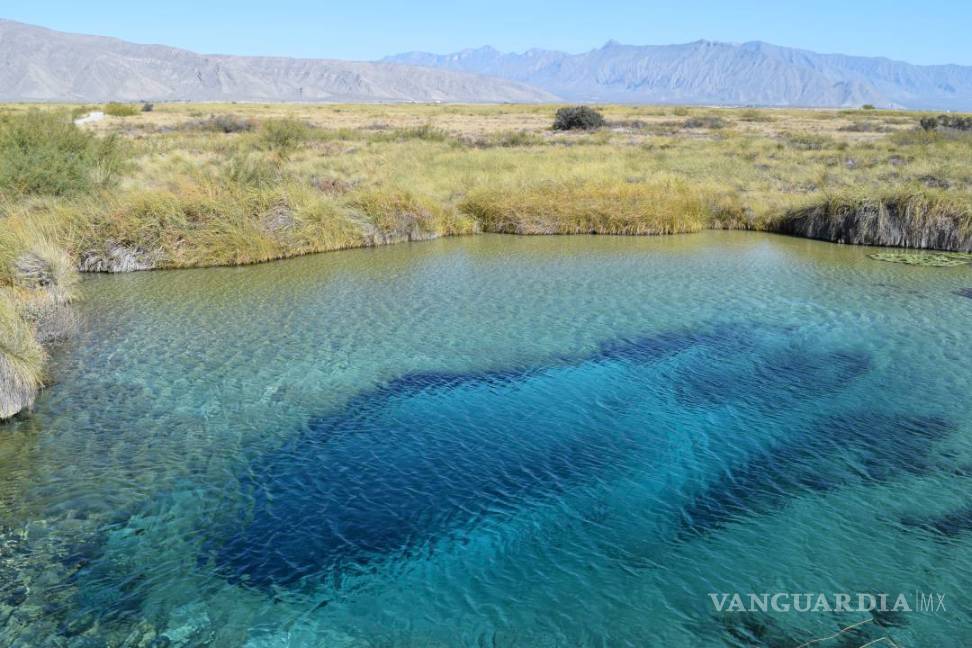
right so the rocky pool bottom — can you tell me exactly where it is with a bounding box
[1,232,971,646]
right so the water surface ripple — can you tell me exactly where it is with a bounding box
[1,232,971,646]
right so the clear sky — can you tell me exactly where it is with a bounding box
[6,1,972,66]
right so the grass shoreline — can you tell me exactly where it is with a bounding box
[2,102,971,419]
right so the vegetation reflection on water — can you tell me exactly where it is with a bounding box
[1,232,971,646]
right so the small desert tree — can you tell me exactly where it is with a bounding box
[553,106,606,131]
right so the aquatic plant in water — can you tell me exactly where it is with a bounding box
[869,251,972,267]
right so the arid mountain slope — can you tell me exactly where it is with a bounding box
[386,40,972,109]
[0,19,554,102]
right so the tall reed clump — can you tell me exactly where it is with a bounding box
[55,170,476,270]
[0,222,78,419]
[0,111,115,418]
[0,291,46,419]
[460,178,713,235]
[0,110,127,197]
[349,188,477,243]
[61,179,317,269]
[769,190,972,251]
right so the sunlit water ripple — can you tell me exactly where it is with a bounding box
[1,232,971,646]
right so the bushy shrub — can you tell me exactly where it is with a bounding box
[552,106,606,131]
[920,114,972,132]
[839,121,891,133]
[260,118,311,153]
[141,102,154,112]
[738,109,774,123]
[783,132,836,151]
[861,104,876,110]
[183,114,256,133]
[70,105,98,120]
[224,153,282,188]
[0,111,127,196]
[683,116,729,129]
[374,124,450,142]
[103,102,141,117]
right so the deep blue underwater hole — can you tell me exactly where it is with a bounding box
[199,321,931,591]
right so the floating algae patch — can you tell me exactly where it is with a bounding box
[869,251,972,267]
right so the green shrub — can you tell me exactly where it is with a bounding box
[141,102,154,113]
[70,105,98,120]
[260,118,311,153]
[552,106,606,131]
[838,121,890,133]
[683,116,729,129]
[920,114,972,132]
[455,130,544,148]
[224,153,283,188]
[103,102,141,117]
[0,111,128,197]
[739,109,774,122]
[861,104,876,110]
[183,114,256,133]
[372,124,450,142]
[783,132,835,151]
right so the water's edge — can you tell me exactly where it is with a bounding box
[2,225,970,422]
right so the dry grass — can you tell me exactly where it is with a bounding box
[0,291,46,418]
[2,101,972,417]
[462,178,713,235]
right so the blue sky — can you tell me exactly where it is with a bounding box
[6,1,972,65]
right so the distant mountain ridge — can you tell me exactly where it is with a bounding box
[5,18,972,109]
[0,19,554,103]
[385,40,972,109]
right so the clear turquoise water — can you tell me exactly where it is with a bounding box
[1,232,972,646]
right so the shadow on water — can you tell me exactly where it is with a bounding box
[202,320,891,591]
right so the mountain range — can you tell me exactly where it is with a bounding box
[2,18,972,109]
[385,41,972,110]
[0,19,553,103]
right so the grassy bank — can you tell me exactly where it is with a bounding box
[1,102,971,418]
